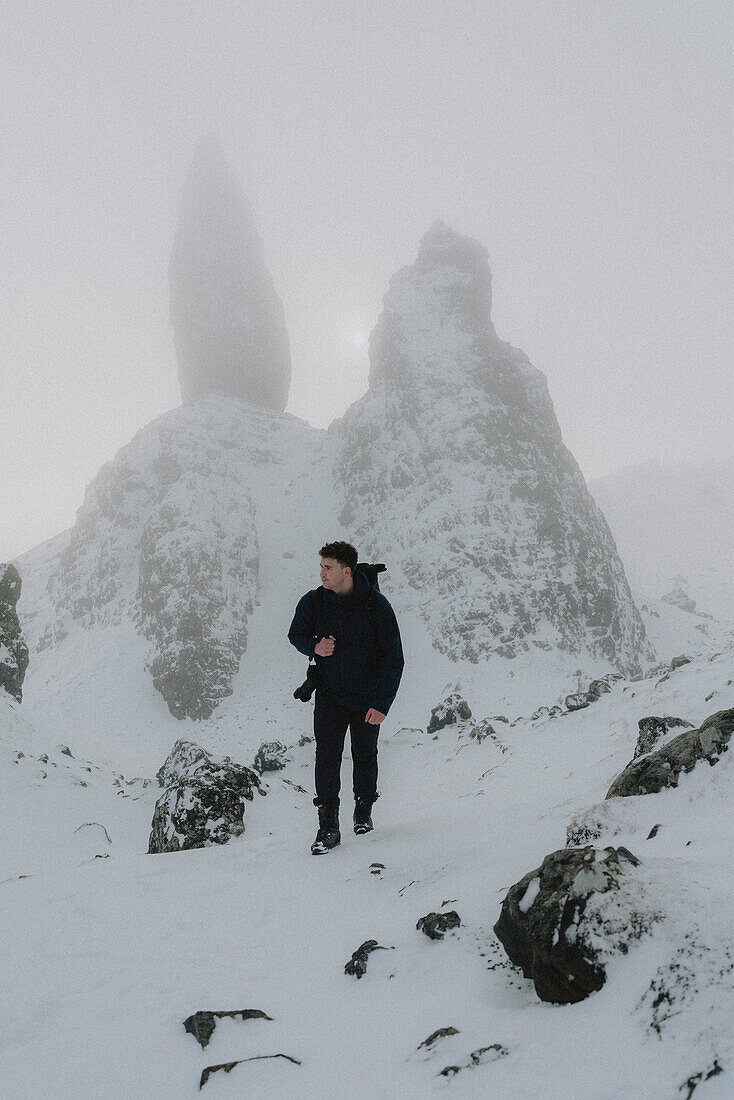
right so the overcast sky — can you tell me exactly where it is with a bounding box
[1,1,732,560]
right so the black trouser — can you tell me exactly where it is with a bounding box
[314,690,379,810]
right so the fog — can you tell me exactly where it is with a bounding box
[1,0,731,560]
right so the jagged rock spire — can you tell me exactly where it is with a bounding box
[337,222,651,676]
[169,135,291,410]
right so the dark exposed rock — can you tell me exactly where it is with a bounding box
[183,1008,272,1050]
[671,654,692,670]
[156,739,261,794]
[607,709,734,798]
[418,1026,459,1049]
[494,845,650,1004]
[416,911,461,940]
[200,1053,301,1090]
[438,1045,508,1076]
[588,679,612,696]
[253,740,290,773]
[0,563,29,702]
[427,692,472,734]
[565,692,592,711]
[634,715,694,758]
[149,739,262,854]
[344,939,389,978]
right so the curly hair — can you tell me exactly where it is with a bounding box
[319,541,358,572]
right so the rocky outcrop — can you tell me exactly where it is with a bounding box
[494,846,657,1004]
[634,715,694,758]
[416,911,461,940]
[24,399,316,719]
[333,222,650,675]
[149,739,263,853]
[253,740,290,773]
[427,690,472,734]
[344,939,390,979]
[170,135,291,410]
[184,1009,272,1050]
[0,563,29,701]
[607,709,734,798]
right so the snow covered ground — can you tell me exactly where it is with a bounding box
[2,635,733,1098]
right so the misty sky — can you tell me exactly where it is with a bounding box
[1,1,732,560]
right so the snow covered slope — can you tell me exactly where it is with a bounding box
[2,633,732,1098]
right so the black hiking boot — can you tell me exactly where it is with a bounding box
[311,803,340,855]
[353,795,377,835]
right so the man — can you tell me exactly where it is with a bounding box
[288,541,404,854]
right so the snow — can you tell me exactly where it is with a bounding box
[2,633,734,1097]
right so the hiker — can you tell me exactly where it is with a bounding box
[288,541,404,854]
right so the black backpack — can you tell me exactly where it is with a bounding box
[292,563,386,702]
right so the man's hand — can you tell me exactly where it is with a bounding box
[315,635,335,657]
[365,708,386,725]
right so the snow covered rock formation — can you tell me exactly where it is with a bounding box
[0,563,28,702]
[334,222,649,675]
[493,845,657,1004]
[20,398,321,720]
[169,136,291,410]
[149,738,263,853]
[606,708,734,798]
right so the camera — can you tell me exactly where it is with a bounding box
[293,664,320,702]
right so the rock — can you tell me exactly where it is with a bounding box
[416,911,461,940]
[333,221,650,676]
[183,1008,272,1050]
[156,739,261,793]
[253,740,290,773]
[0,563,29,702]
[58,745,74,757]
[670,654,691,671]
[427,691,472,734]
[200,1053,301,1089]
[149,739,262,854]
[438,1045,508,1076]
[344,939,388,979]
[606,709,734,798]
[588,679,612,696]
[418,1026,459,1049]
[494,845,652,1004]
[170,135,291,411]
[633,715,694,758]
[661,587,697,614]
[565,692,592,711]
[469,719,498,744]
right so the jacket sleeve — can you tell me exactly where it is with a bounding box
[288,592,318,660]
[368,595,405,715]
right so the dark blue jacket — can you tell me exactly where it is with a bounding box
[288,572,404,715]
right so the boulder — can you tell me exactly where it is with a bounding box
[156,739,261,794]
[633,715,694,758]
[253,740,290,773]
[607,709,734,798]
[417,911,461,940]
[149,739,262,854]
[344,939,389,979]
[494,845,652,1004]
[0,563,29,702]
[427,691,472,734]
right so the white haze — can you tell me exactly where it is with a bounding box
[1,0,732,559]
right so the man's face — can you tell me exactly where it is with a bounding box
[320,557,352,593]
